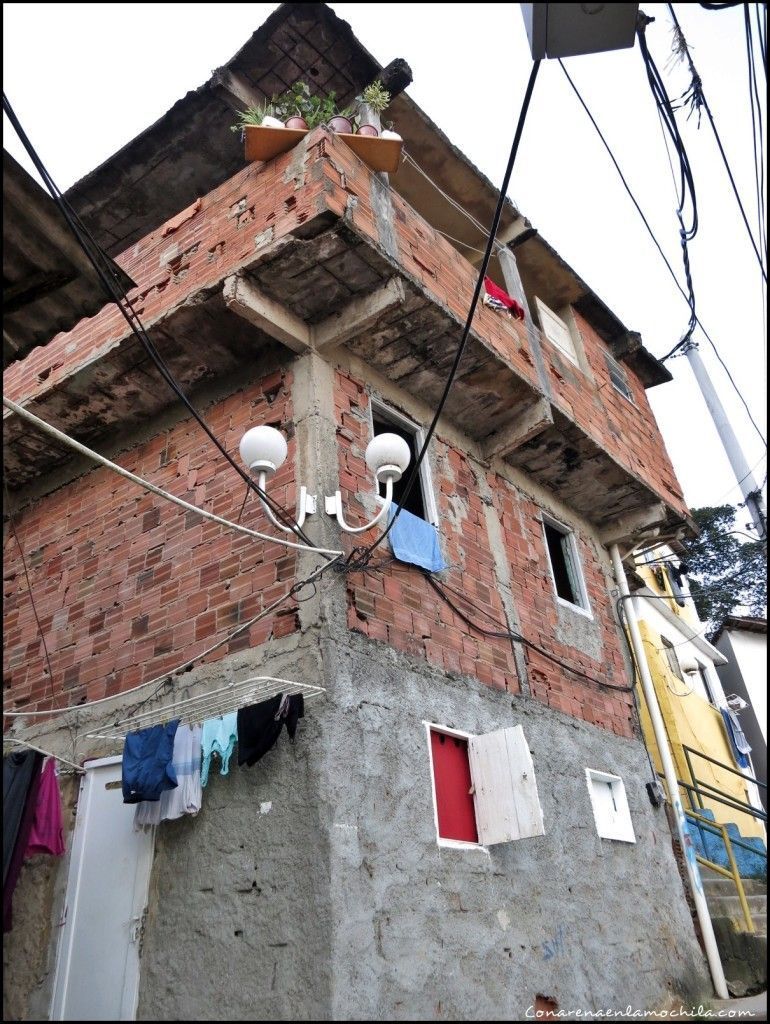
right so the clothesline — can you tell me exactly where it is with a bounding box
[2,737,85,775]
[84,676,326,741]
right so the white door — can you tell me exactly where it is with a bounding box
[51,757,155,1021]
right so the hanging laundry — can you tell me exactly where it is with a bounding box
[720,707,752,770]
[24,758,66,859]
[135,724,203,829]
[201,712,238,787]
[237,693,304,768]
[483,276,526,320]
[3,751,43,932]
[122,720,180,804]
[3,750,41,885]
[388,504,447,573]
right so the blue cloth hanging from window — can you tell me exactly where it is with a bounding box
[388,505,446,573]
[720,707,751,770]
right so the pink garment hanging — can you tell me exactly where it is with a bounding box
[24,758,66,859]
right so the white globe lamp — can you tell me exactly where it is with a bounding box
[239,425,288,477]
[365,432,411,482]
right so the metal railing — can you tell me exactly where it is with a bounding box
[686,808,757,933]
[682,744,767,824]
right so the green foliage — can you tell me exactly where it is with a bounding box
[359,81,391,115]
[230,101,275,132]
[679,504,767,636]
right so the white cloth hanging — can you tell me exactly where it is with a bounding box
[134,724,202,830]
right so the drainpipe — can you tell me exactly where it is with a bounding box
[609,544,729,1000]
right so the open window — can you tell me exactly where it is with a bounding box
[370,399,437,523]
[542,516,591,615]
[585,769,635,843]
[604,352,634,403]
[425,723,545,848]
[534,297,580,365]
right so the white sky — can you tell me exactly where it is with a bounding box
[3,3,767,520]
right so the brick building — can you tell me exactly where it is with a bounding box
[4,5,712,1019]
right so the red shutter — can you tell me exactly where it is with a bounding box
[430,730,478,843]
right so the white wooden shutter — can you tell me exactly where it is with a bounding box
[535,298,579,364]
[467,725,545,845]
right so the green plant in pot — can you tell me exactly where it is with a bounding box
[354,81,392,137]
[231,100,284,133]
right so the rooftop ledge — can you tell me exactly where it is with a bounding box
[3,127,688,537]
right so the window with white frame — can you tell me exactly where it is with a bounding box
[425,723,545,848]
[585,769,635,843]
[604,352,634,403]
[542,517,591,614]
[535,297,580,365]
[370,399,437,524]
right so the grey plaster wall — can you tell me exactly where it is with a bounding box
[134,631,710,1021]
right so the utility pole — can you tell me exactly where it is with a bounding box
[682,340,767,540]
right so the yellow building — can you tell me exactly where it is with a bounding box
[632,549,765,842]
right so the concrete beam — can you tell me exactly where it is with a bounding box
[223,274,311,353]
[313,277,405,351]
[210,68,264,110]
[481,397,553,461]
[599,503,667,547]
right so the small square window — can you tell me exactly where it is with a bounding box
[535,297,579,365]
[604,352,634,403]
[371,400,436,524]
[425,723,545,848]
[585,769,635,843]
[542,518,590,614]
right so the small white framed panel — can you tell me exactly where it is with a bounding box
[585,768,636,843]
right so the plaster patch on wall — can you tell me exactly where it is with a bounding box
[260,802,273,815]
[497,909,511,931]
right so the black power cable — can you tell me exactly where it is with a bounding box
[637,13,700,357]
[422,572,634,693]
[347,59,542,569]
[3,94,321,551]
[667,4,767,281]
[744,4,768,265]
[558,60,767,449]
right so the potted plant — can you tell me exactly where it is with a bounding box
[354,81,392,137]
[231,101,284,133]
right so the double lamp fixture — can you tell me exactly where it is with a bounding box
[239,424,411,535]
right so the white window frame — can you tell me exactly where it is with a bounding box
[585,768,636,843]
[370,397,439,526]
[535,297,580,365]
[423,721,546,850]
[541,514,592,618]
[604,351,635,404]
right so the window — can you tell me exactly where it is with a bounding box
[661,636,683,680]
[697,665,717,706]
[585,769,635,843]
[542,518,590,614]
[535,297,579,365]
[425,723,545,848]
[370,400,436,523]
[604,352,634,403]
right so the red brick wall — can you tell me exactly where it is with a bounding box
[490,473,635,737]
[333,368,635,736]
[3,371,297,714]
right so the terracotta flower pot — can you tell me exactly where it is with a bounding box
[356,124,379,137]
[285,116,308,130]
[327,115,353,134]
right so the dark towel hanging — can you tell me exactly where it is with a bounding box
[237,694,305,768]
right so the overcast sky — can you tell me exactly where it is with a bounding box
[3,3,767,522]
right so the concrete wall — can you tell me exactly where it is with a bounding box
[133,632,710,1020]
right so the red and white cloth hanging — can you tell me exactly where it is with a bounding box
[483,276,526,320]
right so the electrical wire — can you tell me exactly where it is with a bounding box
[558,59,767,448]
[347,60,542,569]
[667,4,767,280]
[3,484,56,698]
[2,93,321,551]
[745,4,768,265]
[2,556,340,720]
[637,13,699,357]
[422,572,634,693]
[2,397,344,558]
